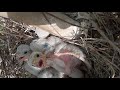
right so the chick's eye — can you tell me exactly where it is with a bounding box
[43,43,48,48]
[24,51,28,54]
[36,54,40,57]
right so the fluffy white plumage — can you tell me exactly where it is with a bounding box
[30,36,91,78]
[16,44,32,65]
[30,36,63,54]
[16,44,64,78]
[28,51,65,78]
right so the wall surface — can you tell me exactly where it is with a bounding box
[0,12,80,39]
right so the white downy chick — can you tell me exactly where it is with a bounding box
[47,36,63,47]
[16,44,41,77]
[30,38,49,52]
[46,42,91,78]
[16,44,32,65]
[30,36,91,78]
[28,49,83,78]
[30,36,63,54]
[27,51,65,78]
[46,53,84,78]
[54,42,91,70]
[16,44,65,78]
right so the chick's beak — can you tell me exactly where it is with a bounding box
[32,54,49,68]
[32,59,39,67]
[41,54,49,67]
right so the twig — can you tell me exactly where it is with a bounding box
[0,31,33,39]
[95,13,114,41]
[96,51,120,71]
[92,12,120,55]
[0,16,27,31]
[0,23,19,34]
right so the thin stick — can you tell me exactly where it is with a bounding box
[92,13,120,55]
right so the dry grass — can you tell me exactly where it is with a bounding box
[0,12,120,78]
[65,12,120,78]
[0,16,36,78]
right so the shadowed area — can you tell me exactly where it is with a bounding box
[0,12,79,39]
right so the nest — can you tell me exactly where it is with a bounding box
[0,12,120,78]
[0,16,37,78]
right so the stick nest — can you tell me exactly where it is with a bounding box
[0,12,120,78]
